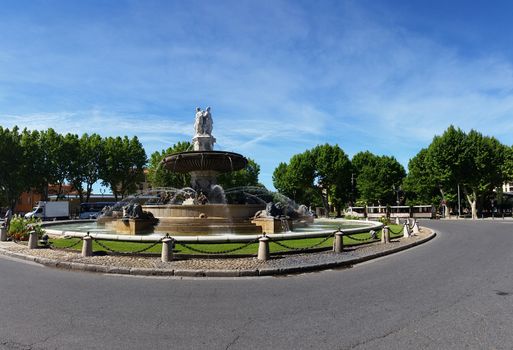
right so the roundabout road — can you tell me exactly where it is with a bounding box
[1,220,513,349]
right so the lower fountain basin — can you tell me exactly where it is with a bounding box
[99,203,266,235]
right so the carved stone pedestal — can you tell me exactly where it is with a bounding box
[251,217,293,234]
[107,219,156,235]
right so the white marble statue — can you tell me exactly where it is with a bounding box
[194,107,213,136]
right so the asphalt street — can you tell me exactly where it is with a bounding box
[1,220,513,349]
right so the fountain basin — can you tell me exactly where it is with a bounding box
[100,203,266,235]
[162,151,247,173]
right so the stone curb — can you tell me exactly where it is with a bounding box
[0,230,436,278]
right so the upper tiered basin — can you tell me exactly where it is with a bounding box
[162,151,247,173]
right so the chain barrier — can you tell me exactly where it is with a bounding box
[387,226,404,235]
[93,237,165,255]
[345,229,381,242]
[176,237,260,255]
[269,231,337,251]
[51,237,83,250]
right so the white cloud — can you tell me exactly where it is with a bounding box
[2,1,513,189]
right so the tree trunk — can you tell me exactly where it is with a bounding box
[438,187,450,218]
[466,192,478,220]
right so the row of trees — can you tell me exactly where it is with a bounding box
[272,144,406,216]
[2,124,512,219]
[0,127,261,210]
[273,126,513,219]
[403,126,513,219]
[0,127,147,208]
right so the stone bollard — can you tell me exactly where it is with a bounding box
[0,226,7,241]
[82,235,93,257]
[412,221,420,234]
[161,237,174,262]
[28,230,38,249]
[394,216,400,225]
[333,231,344,253]
[403,223,411,238]
[381,226,390,244]
[257,235,270,261]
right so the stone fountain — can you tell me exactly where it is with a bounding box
[103,107,266,235]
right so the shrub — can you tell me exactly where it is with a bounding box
[8,215,45,241]
[379,216,391,225]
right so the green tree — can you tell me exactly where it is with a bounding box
[407,126,508,219]
[0,127,27,209]
[217,158,260,189]
[402,148,440,205]
[273,144,351,216]
[20,129,50,200]
[461,130,506,219]
[352,151,406,205]
[100,136,147,201]
[503,145,513,182]
[146,141,191,189]
[67,133,105,202]
[424,126,467,216]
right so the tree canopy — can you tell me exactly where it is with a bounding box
[404,126,509,218]
[100,136,147,201]
[146,141,192,189]
[352,151,406,206]
[273,144,351,216]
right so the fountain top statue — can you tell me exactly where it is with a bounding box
[161,107,246,199]
[193,107,216,151]
[194,107,213,136]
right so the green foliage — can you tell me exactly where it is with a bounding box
[405,125,509,217]
[8,215,45,241]
[217,158,261,189]
[503,146,513,182]
[100,136,147,200]
[147,141,192,188]
[273,144,351,215]
[352,151,406,205]
[402,148,441,205]
[1,126,147,205]
[0,127,28,208]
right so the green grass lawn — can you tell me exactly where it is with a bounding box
[49,224,404,256]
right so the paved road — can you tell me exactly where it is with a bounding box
[1,221,513,349]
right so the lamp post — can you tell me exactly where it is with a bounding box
[457,183,461,218]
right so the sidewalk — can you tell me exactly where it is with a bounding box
[0,228,436,278]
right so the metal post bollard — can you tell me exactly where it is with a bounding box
[82,235,93,257]
[161,237,174,262]
[333,230,344,253]
[28,230,38,249]
[257,235,270,261]
[382,226,390,244]
[0,226,7,241]
[403,223,410,238]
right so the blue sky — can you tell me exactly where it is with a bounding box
[1,0,513,190]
